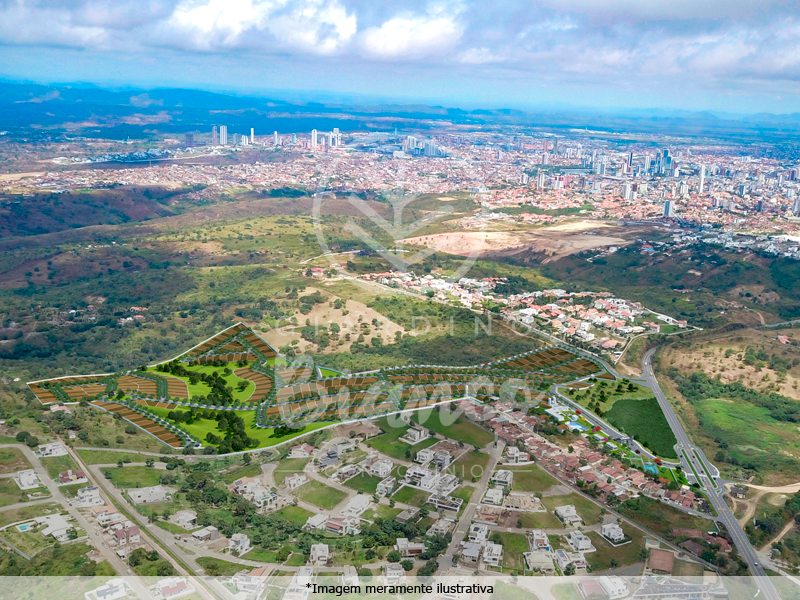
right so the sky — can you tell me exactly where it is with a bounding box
[1,0,800,113]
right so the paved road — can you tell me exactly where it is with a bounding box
[642,348,780,600]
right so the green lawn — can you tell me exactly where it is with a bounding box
[0,503,62,528]
[155,520,200,535]
[221,463,263,484]
[285,553,307,566]
[274,458,309,485]
[101,465,164,488]
[452,451,490,481]
[605,397,678,459]
[0,448,31,473]
[0,478,45,507]
[506,465,559,492]
[451,485,475,515]
[164,364,255,402]
[412,408,494,448]
[489,532,529,573]
[3,525,56,556]
[196,557,246,576]
[272,505,314,525]
[567,380,655,412]
[40,455,79,480]
[242,547,279,563]
[491,581,541,600]
[293,479,348,510]
[552,583,582,600]
[518,511,564,529]
[76,449,154,465]
[541,493,603,525]
[343,472,385,494]
[392,486,429,507]
[585,524,646,571]
[372,505,402,520]
[365,417,438,460]
[617,496,713,541]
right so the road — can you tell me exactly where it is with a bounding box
[642,348,780,600]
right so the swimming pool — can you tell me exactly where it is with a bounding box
[17,523,32,532]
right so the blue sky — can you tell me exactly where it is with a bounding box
[1,0,799,113]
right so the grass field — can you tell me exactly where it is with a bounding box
[164,364,255,403]
[392,486,429,507]
[0,448,31,473]
[0,503,62,528]
[76,449,155,465]
[585,524,646,571]
[221,463,263,484]
[518,511,563,529]
[102,465,164,488]
[58,483,88,498]
[274,458,309,485]
[2,525,56,556]
[343,472,385,494]
[568,380,655,412]
[506,465,559,492]
[372,505,402,520]
[0,478,42,507]
[541,493,603,525]
[451,485,475,515]
[413,408,494,448]
[293,479,347,510]
[489,531,529,572]
[552,583,582,600]
[272,505,314,524]
[452,451,490,481]
[364,417,438,460]
[40,454,79,480]
[605,397,678,459]
[491,581,541,600]
[618,496,714,541]
[242,547,280,563]
[196,556,246,576]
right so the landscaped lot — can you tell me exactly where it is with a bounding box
[40,455,79,480]
[453,451,490,481]
[585,523,646,571]
[412,408,494,448]
[605,397,678,459]
[343,472,385,494]
[293,479,347,510]
[0,448,31,474]
[365,417,438,460]
[506,465,559,492]
[102,465,165,488]
[618,496,713,541]
[77,449,154,465]
[541,493,603,525]
[489,531,529,572]
[273,458,309,485]
[518,511,563,529]
[0,478,41,507]
[391,486,429,507]
[272,505,315,524]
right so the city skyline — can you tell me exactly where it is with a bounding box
[2,0,800,113]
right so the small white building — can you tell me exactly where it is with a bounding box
[38,442,67,457]
[384,563,405,583]
[366,458,393,478]
[128,485,169,504]
[76,485,104,507]
[482,541,503,566]
[191,525,219,542]
[598,576,629,599]
[85,578,129,600]
[415,448,435,463]
[554,504,582,526]
[14,469,41,490]
[491,470,514,488]
[310,543,330,565]
[566,530,595,553]
[468,523,489,544]
[482,488,504,505]
[288,443,314,458]
[376,476,396,497]
[230,573,266,599]
[228,532,251,555]
[524,552,555,574]
[395,537,426,557]
[402,424,429,445]
[173,510,197,529]
[601,523,626,543]
[285,473,308,490]
[35,514,72,541]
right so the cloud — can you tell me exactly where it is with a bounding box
[358,4,465,59]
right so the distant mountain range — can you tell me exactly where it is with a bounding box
[1,81,800,145]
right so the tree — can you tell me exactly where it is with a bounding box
[610,558,618,568]
[125,424,137,435]
[400,559,414,571]
[565,563,576,576]
[117,459,124,468]
[387,550,402,562]
[145,458,155,467]
[25,436,39,448]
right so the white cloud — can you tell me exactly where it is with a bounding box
[358,5,464,59]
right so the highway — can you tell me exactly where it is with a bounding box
[642,348,781,600]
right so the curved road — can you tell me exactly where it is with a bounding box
[642,348,779,600]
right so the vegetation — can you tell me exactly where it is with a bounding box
[605,397,678,458]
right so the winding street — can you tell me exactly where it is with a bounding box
[642,348,780,600]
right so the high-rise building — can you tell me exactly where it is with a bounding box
[622,182,632,200]
[698,165,705,194]
[311,129,318,150]
[793,196,800,215]
[332,128,341,147]
[552,138,558,156]
[536,171,546,189]
[664,200,675,217]
[274,131,279,146]
[185,133,194,148]
[251,128,255,144]
[644,154,651,172]
[212,126,218,146]
[291,133,297,144]
[219,125,228,146]
[628,152,633,166]
[757,200,764,212]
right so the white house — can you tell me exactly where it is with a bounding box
[395,538,426,557]
[288,443,314,458]
[85,578,129,600]
[173,510,197,529]
[482,488,504,505]
[529,530,551,552]
[554,505,582,526]
[482,541,503,566]
[76,486,104,507]
[14,469,41,490]
[376,476,396,497]
[415,448,435,463]
[566,531,595,553]
[365,458,393,478]
[230,574,266,599]
[598,576,629,599]
[38,442,67,457]
[601,523,626,543]
[524,552,555,574]
[310,543,330,565]
[157,577,196,599]
[285,473,308,490]
[491,470,514,488]
[191,525,219,542]
[468,523,489,543]
[384,563,405,583]
[228,532,251,555]
[35,514,72,541]
[128,485,168,504]
[402,424,429,445]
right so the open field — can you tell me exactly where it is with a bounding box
[0,503,62,528]
[605,397,678,458]
[618,496,715,541]
[76,449,154,465]
[0,478,42,507]
[489,531,529,572]
[273,458,309,485]
[505,464,560,492]
[272,505,314,524]
[40,454,79,480]
[0,448,31,473]
[412,408,494,447]
[452,451,490,481]
[342,472,385,494]
[541,493,603,525]
[365,417,438,459]
[293,479,347,510]
[585,524,646,571]
[196,557,245,576]
[102,465,165,488]
[392,486,429,507]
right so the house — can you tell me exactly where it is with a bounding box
[158,577,195,599]
[310,543,330,565]
[482,541,503,566]
[128,485,169,504]
[730,486,747,499]
[461,542,482,563]
[85,578,129,600]
[35,514,72,541]
[76,486,103,507]
[555,505,582,526]
[14,469,41,490]
[396,508,419,523]
[59,469,88,484]
[427,494,464,513]
[228,532,251,555]
[284,567,314,600]
[554,549,587,571]
[524,552,555,574]
[468,523,489,543]
[384,563,405,583]
[285,473,308,490]
[415,448,435,463]
[597,576,629,599]
[491,470,514,488]
[403,424,429,444]
[38,442,67,457]
[566,531,595,553]
[432,450,452,469]
[529,530,551,552]
[483,488,504,505]
[173,510,197,529]
[288,443,314,458]
[505,447,530,464]
[251,488,278,509]
[342,565,359,586]
[365,458,393,478]
[191,525,219,542]
[113,526,140,546]
[601,523,626,543]
[230,573,266,599]
[376,476,396,497]
[427,518,454,537]
[342,495,371,517]
[395,538,426,557]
